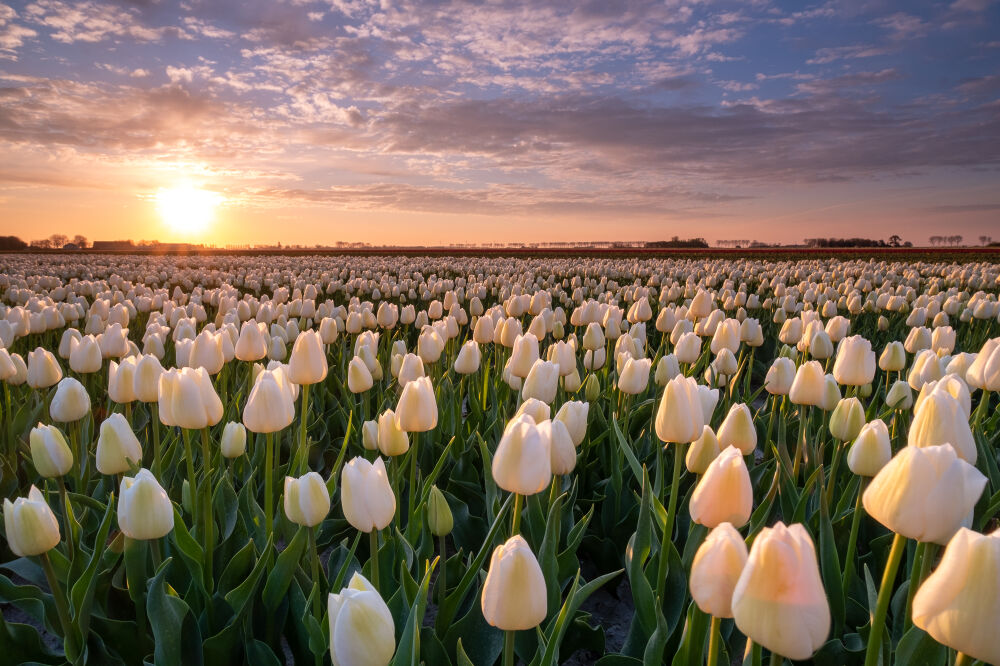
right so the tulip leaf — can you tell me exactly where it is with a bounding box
[147,558,204,666]
[0,613,64,665]
[538,493,565,616]
[455,638,475,666]
[626,470,656,637]
[262,526,307,613]
[212,474,238,542]
[393,556,437,666]
[612,416,645,488]
[245,639,282,666]
[894,626,947,665]
[818,493,846,633]
[169,506,207,598]
[68,491,115,652]
[223,534,272,620]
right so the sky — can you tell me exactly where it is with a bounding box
[0,0,999,247]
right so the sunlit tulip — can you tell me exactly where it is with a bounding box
[864,444,986,545]
[118,469,173,540]
[190,330,224,374]
[4,486,60,557]
[521,359,560,404]
[908,389,976,463]
[69,334,102,373]
[481,535,547,631]
[394,376,437,432]
[716,403,756,455]
[108,357,137,404]
[732,522,830,660]
[236,321,268,361]
[654,354,680,386]
[288,330,328,385]
[879,341,906,372]
[492,418,551,495]
[0,348,16,381]
[377,409,409,456]
[690,446,753,528]
[29,424,73,478]
[789,360,825,406]
[764,357,795,395]
[508,334,540,378]
[847,420,891,477]
[655,375,705,444]
[27,347,62,389]
[966,337,1000,390]
[690,522,748,618]
[50,377,90,423]
[539,418,577,475]
[341,457,396,532]
[284,472,331,527]
[243,369,295,433]
[832,335,876,386]
[554,401,589,446]
[514,398,550,424]
[158,367,223,430]
[328,573,396,666]
[454,340,481,374]
[221,422,247,458]
[912,528,1000,666]
[96,413,143,475]
[617,357,651,395]
[581,322,605,351]
[133,354,164,403]
[348,356,374,393]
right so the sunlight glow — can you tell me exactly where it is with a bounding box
[154,184,223,236]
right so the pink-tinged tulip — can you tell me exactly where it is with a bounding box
[655,376,705,444]
[481,535,547,631]
[492,418,551,495]
[732,522,830,660]
[690,522,748,618]
[341,457,395,533]
[689,447,753,528]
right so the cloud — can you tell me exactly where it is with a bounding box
[922,203,1000,213]
[807,44,892,64]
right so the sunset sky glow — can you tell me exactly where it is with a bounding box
[1,0,999,246]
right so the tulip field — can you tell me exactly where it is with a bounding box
[2,252,1000,666]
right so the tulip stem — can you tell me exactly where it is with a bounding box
[298,383,311,474]
[437,534,447,607]
[842,477,868,598]
[200,427,215,593]
[769,651,782,666]
[150,403,162,477]
[39,551,75,655]
[864,531,907,666]
[309,528,321,621]
[408,431,420,520]
[182,428,198,522]
[503,629,516,666]
[954,652,972,666]
[905,541,936,631]
[369,529,380,592]
[707,615,721,666]
[511,492,523,537]
[56,476,76,555]
[656,442,686,602]
[264,432,274,545]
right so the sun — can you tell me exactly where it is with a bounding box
[154,184,223,236]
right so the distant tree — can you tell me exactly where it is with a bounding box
[0,235,28,250]
[979,235,992,246]
[888,234,902,247]
[30,239,53,249]
[49,234,69,248]
[72,235,89,248]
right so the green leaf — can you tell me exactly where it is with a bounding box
[392,556,438,666]
[262,526,307,613]
[169,505,206,598]
[894,626,947,665]
[146,559,204,666]
[213,474,239,542]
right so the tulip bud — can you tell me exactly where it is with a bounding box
[481,535,547,631]
[427,485,453,537]
[514,398,550,424]
[732,522,830,660]
[584,373,600,402]
[966,337,1000,390]
[492,418,551,495]
[377,409,409,456]
[879,341,906,372]
[847,419,891,477]
[221,422,247,458]
[864,444,986,544]
[582,322,604,351]
[27,348,62,389]
[236,321,268,361]
[885,379,913,410]
[118,469,173,540]
[690,446,753,528]
[362,419,379,451]
[49,377,91,423]
[562,367,582,393]
[4,486,60,557]
[690,522,748,618]
[829,397,865,441]
[654,354,680,386]
[617,357,651,395]
[159,367,223,430]
[96,413,143,475]
[341,457,396,532]
[133,354,164,403]
[108,357,137,404]
[29,424,73,478]
[284,472,331,527]
[0,348,16,382]
[716,403,756,455]
[655,376,705,444]
[394,376,437,432]
[686,425,721,474]
[554,401,589,446]
[912,528,1000,666]
[832,335,876,386]
[69,334,102,373]
[348,356,374,393]
[328,573,396,666]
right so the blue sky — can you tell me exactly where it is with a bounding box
[1,0,998,245]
